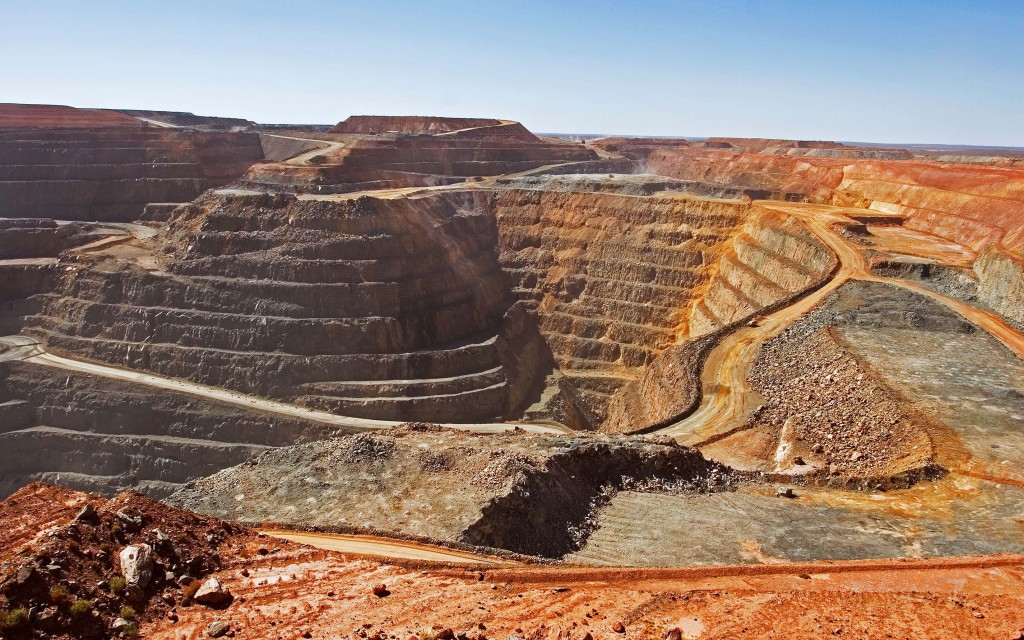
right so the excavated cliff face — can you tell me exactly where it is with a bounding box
[27,189,551,422]
[975,246,1024,325]
[605,139,1024,329]
[492,186,747,426]
[0,361,349,499]
[0,126,264,221]
[637,147,846,200]
[630,144,1024,254]
[687,207,837,337]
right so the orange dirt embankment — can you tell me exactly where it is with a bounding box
[0,103,140,128]
[639,146,1024,253]
[7,483,1024,640]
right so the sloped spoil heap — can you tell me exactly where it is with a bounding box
[168,424,732,557]
[27,188,549,423]
[0,104,264,221]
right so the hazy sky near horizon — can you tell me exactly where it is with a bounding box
[2,1,1022,146]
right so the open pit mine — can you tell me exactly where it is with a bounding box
[1,104,1024,639]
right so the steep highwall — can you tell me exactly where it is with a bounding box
[493,187,748,425]
[638,146,1024,255]
[602,208,837,434]
[975,246,1024,326]
[26,189,542,423]
[0,128,264,221]
[642,148,845,200]
[831,162,1024,252]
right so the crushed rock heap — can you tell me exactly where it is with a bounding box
[168,424,734,557]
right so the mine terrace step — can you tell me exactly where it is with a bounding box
[296,365,506,398]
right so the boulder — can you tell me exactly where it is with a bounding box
[194,577,233,606]
[118,544,154,588]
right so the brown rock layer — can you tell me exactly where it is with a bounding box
[26,189,545,422]
[0,127,263,221]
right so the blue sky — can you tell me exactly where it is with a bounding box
[1,1,1022,145]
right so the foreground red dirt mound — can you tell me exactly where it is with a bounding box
[0,104,139,128]
[0,483,245,639]
[2,484,1024,639]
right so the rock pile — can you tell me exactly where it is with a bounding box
[0,483,242,639]
[748,325,936,484]
[168,424,734,557]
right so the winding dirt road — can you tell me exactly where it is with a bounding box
[261,530,517,566]
[657,200,1024,451]
[0,336,568,436]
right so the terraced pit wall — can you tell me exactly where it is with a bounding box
[602,207,838,434]
[640,147,1024,254]
[492,189,747,427]
[25,190,551,423]
[687,206,838,337]
[0,128,264,221]
[0,361,350,499]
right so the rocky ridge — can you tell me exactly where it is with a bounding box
[168,424,733,558]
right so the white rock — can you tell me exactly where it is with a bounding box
[194,577,232,606]
[118,544,153,588]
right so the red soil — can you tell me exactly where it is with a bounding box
[635,146,1024,251]
[3,484,1024,640]
[0,103,139,128]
